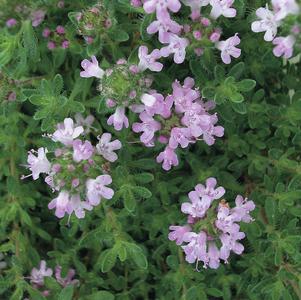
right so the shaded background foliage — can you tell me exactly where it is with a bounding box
[0,0,301,299]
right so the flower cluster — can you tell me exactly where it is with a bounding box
[132,77,224,170]
[133,0,240,65]
[251,0,300,59]
[22,116,121,219]
[28,260,78,296]
[4,4,45,28]
[70,2,113,45]
[80,56,154,131]
[169,178,255,269]
[42,25,69,50]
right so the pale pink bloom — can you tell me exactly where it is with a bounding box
[74,113,95,134]
[96,133,122,162]
[80,56,104,79]
[6,18,17,27]
[207,242,220,269]
[251,6,280,41]
[107,106,129,131]
[160,34,189,64]
[169,127,192,149]
[47,41,56,50]
[147,16,182,43]
[55,266,79,287]
[272,0,300,21]
[138,46,163,72]
[42,28,51,38]
[30,261,53,286]
[181,0,210,20]
[231,195,255,223]
[272,35,295,58]
[182,231,208,265]
[68,194,93,219]
[48,191,70,218]
[61,40,69,49]
[168,225,191,245]
[30,10,45,27]
[156,146,179,170]
[72,140,94,162]
[132,112,161,144]
[216,33,241,64]
[210,0,236,19]
[25,148,51,180]
[86,175,114,206]
[52,118,84,146]
[56,25,65,34]
[143,0,181,17]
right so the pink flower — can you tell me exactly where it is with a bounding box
[48,191,70,218]
[42,28,51,38]
[182,231,208,264]
[131,0,143,7]
[47,41,56,50]
[210,30,221,42]
[210,0,236,19]
[68,194,93,219]
[107,106,129,131]
[86,175,114,206]
[61,40,69,49]
[30,10,45,27]
[55,266,79,287]
[272,35,295,58]
[30,261,53,286]
[160,34,189,64]
[181,0,210,20]
[25,148,51,180]
[231,195,255,223]
[251,6,280,41]
[216,33,241,64]
[168,225,191,245]
[56,25,65,35]
[272,0,300,21]
[138,46,163,72]
[169,127,192,149]
[52,118,84,146]
[147,16,182,43]
[143,0,181,17]
[74,113,95,134]
[96,133,122,162]
[156,146,179,170]
[132,111,161,145]
[6,18,17,28]
[207,242,220,269]
[80,56,104,79]
[72,140,94,162]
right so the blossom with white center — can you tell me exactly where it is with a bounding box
[52,118,84,146]
[251,5,280,41]
[80,56,105,79]
[216,33,241,64]
[86,175,114,206]
[96,133,122,162]
[25,148,51,180]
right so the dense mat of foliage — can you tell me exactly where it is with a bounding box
[0,0,301,299]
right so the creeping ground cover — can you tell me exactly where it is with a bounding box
[0,0,301,299]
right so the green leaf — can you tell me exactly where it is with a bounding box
[126,243,148,269]
[110,29,129,42]
[231,102,247,114]
[237,79,256,92]
[132,186,152,199]
[134,173,154,184]
[58,285,74,300]
[206,288,223,297]
[87,291,115,300]
[101,248,117,273]
[228,62,245,80]
[122,185,136,212]
[22,20,39,63]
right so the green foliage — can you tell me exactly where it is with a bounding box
[0,0,301,300]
